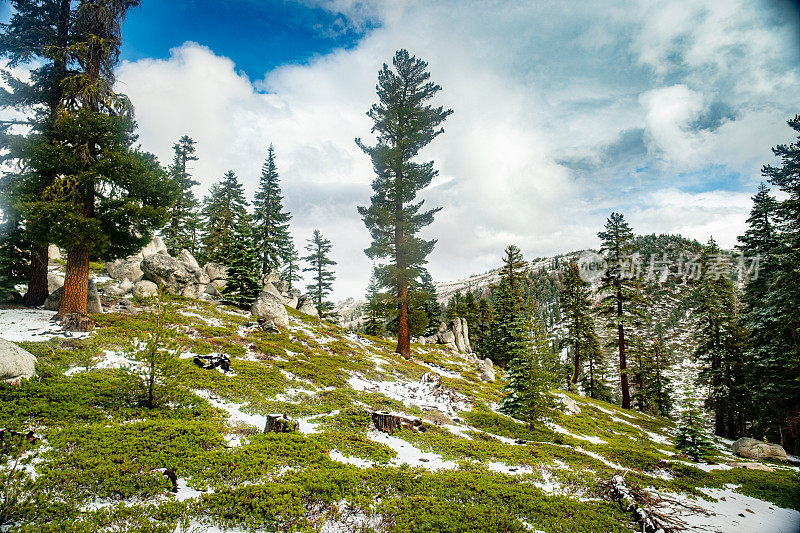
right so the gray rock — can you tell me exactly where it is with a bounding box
[48,243,61,262]
[45,279,102,313]
[133,279,158,298]
[250,291,289,329]
[480,368,496,382]
[732,437,787,461]
[106,257,143,283]
[119,279,134,294]
[274,280,289,294]
[204,284,220,297]
[203,263,227,281]
[285,296,298,308]
[263,281,284,301]
[180,249,200,270]
[0,338,37,384]
[288,288,302,299]
[47,272,64,293]
[296,295,319,317]
[139,236,167,258]
[261,269,280,286]
[210,279,227,291]
[140,253,207,298]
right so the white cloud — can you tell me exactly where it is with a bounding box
[114,0,799,300]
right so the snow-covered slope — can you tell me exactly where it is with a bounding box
[2,297,798,533]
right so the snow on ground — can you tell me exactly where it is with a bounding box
[667,484,800,533]
[368,429,458,470]
[193,390,267,431]
[0,308,91,343]
[347,374,471,416]
[64,348,143,375]
[546,422,606,445]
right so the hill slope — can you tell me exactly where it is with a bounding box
[1,296,799,532]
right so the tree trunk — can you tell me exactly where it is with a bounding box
[23,244,49,306]
[571,342,580,386]
[58,249,90,317]
[617,287,630,409]
[396,282,411,358]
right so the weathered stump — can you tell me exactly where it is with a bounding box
[58,313,95,332]
[264,414,298,434]
[371,412,426,434]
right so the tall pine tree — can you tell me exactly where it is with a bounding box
[222,214,260,307]
[559,260,598,391]
[253,144,292,276]
[201,170,248,266]
[0,0,76,306]
[163,135,200,255]
[302,230,336,317]
[19,0,175,318]
[357,49,452,358]
[598,212,644,409]
[280,242,301,291]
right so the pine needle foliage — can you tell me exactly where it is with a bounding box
[302,229,336,317]
[357,49,452,358]
[253,144,292,276]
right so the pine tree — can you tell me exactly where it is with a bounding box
[692,238,744,438]
[499,297,553,428]
[418,268,442,336]
[501,245,528,302]
[221,214,260,308]
[357,49,452,358]
[302,230,336,317]
[201,171,248,266]
[473,297,494,357]
[18,1,175,318]
[559,260,598,391]
[0,0,76,306]
[630,335,673,417]
[364,268,388,336]
[280,242,301,291]
[598,212,645,409]
[674,408,715,462]
[742,116,800,452]
[580,333,612,401]
[163,135,201,255]
[253,144,292,276]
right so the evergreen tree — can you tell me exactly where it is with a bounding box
[499,296,553,428]
[630,335,673,417]
[163,135,201,255]
[253,144,292,276]
[559,260,598,391]
[0,0,77,306]
[674,408,715,462]
[280,242,301,291]
[749,116,800,452]
[364,268,388,336]
[19,0,175,318]
[580,333,612,402]
[302,230,336,317]
[418,268,442,336]
[501,245,528,302]
[692,238,745,438]
[201,171,248,266]
[598,212,645,409]
[357,49,452,358]
[472,297,494,357]
[222,215,260,307]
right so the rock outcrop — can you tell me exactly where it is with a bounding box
[105,257,144,283]
[732,437,787,461]
[296,295,319,317]
[140,253,209,299]
[47,272,64,293]
[45,279,102,313]
[250,291,290,329]
[478,358,495,382]
[48,244,61,262]
[0,338,37,384]
[424,318,472,354]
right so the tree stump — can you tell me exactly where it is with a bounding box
[58,313,95,332]
[263,414,297,434]
[371,412,426,434]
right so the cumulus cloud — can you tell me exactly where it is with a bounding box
[115,0,800,299]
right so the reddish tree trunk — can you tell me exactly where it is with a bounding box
[57,249,90,317]
[571,343,580,386]
[24,244,49,306]
[396,283,411,358]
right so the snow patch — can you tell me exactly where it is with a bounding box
[0,308,91,343]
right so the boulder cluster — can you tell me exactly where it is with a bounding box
[416,318,495,382]
[103,237,225,300]
[250,270,318,329]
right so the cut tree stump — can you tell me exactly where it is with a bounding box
[263,414,298,434]
[371,411,426,434]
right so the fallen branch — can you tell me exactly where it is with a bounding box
[600,473,714,532]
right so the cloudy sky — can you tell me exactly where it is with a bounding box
[5,0,800,300]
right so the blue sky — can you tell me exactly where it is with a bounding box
[2,1,799,298]
[120,1,375,79]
